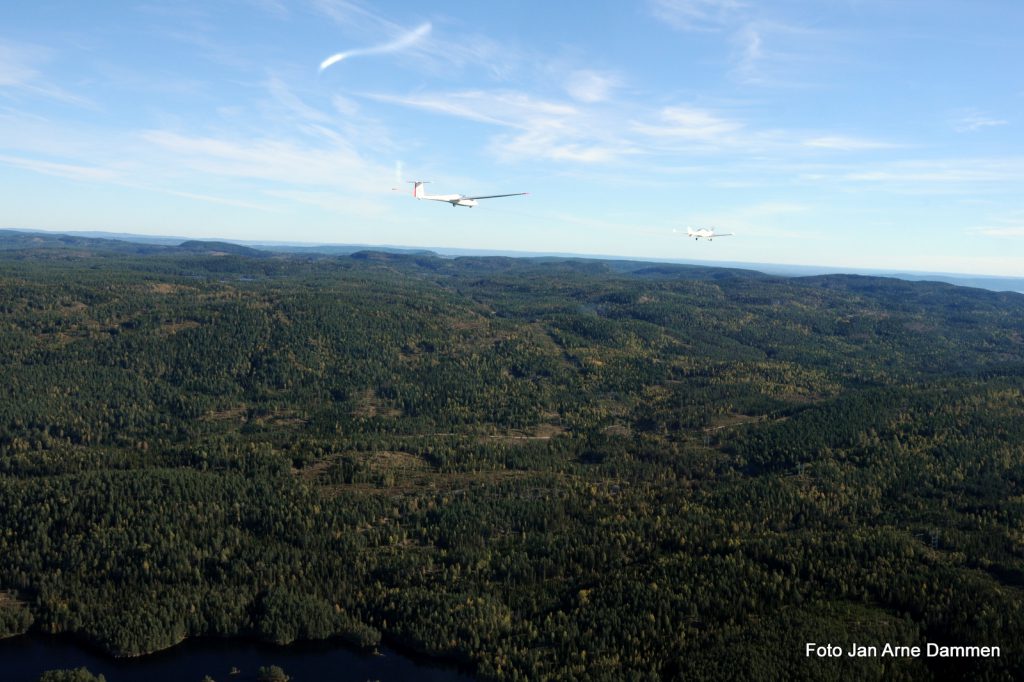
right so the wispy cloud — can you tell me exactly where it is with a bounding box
[565,70,621,103]
[0,42,39,87]
[492,127,630,164]
[267,76,333,124]
[368,85,904,167]
[246,0,289,18]
[649,1,838,89]
[951,109,1008,133]
[0,150,276,211]
[365,89,636,163]
[731,21,833,87]
[264,80,398,153]
[0,40,93,107]
[632,105,744,143]
[365,90,576,127]
[139,129,384,189]
[967,212,1024,238]
[846,159,1024,185]
[974,226,1024,238]
[0,153,119,182]
[649,0,746,32]
[320,22,431,71]
[803,135,898,151]
[313,0,518,78]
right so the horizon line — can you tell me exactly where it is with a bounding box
[3,226,1023,290]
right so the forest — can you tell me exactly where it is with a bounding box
[0,231,1022,680]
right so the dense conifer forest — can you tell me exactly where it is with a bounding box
[0,232,1022,680]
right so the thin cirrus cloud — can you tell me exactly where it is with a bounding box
[0,153,119,182]
[366,87,905,165]
[846,158,1024,185]
[731,21,835,88]
[364,90,578,127]
[0,40,93,107]
[968,212,1024,238]
[363,89,635,163]
[565,70,621,103]
[0,41,39,87]
[138,129,380,189]
[951,110,1008,133]
[803,136,898,151]
[649,0,747,32]
[491,127,630,164]
[974,226,1024,238]
[648,2,837,89]
[319,22,431,71]
[632,106,744,144]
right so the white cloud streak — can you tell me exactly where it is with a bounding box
[632,106,744,143]
[320,22,432,71]
[313,0,519,78]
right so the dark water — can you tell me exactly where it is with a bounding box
[0,633,476,682]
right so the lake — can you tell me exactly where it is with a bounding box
[0,633,476,682]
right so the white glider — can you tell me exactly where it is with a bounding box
[686,227,732,241]
[410,181,527,208]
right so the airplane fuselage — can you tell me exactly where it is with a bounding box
[421,196,478,207]
[411,181,522,208]
[687,228,729,241]
[414,187,477,207]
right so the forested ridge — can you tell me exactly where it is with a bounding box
[0,234,1022,680]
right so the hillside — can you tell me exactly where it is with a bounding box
[0,237,1022,680]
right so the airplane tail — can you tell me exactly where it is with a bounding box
[411,181,429,199]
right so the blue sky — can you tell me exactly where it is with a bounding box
[1,1,1022,275]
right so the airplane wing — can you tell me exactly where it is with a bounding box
[464,192,528,200]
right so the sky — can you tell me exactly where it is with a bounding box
[1,1,1023,276]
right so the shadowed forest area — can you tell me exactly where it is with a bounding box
[0,234,1023,680]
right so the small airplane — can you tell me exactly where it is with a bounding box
[686,227,732,241]
[411,181,527,208]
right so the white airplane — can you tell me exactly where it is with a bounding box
[687,227,733,241]
[411,181,527,208]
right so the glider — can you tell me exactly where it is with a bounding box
[411,181,527,208]
[687,227,733,241]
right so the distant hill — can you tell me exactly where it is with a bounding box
[177,240,270,257]
[2,228,1021,294]
[0,229,172,255]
